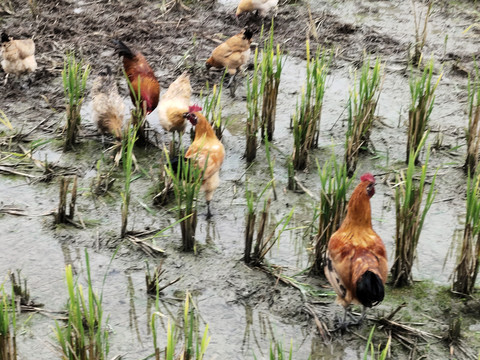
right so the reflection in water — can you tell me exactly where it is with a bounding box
[60,242,81,274]
[205,218,218,246]
[145,293,182,338]
[126,273,142,344]
[241,305,285,358]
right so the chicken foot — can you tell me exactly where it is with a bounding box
[206,200,212,219]
[333,306,368,332]
[226,72,238,97]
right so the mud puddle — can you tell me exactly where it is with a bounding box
[1,0,480,359]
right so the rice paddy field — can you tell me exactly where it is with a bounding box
[1,0,480,359]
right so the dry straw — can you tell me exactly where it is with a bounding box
[464,60,480,175]
[411,0,433,65]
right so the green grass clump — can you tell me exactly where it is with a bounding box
[244,180,293,265]
[120,122,138,238]
[261,20,285,142]
[54,250,109,360]
[407,58,442,165]
[254,340,293,360]
[363,326,391,360]
[292,41,331,170]
[344,55,383,176]
[246,48,261,163]
[264,133,277,200]
[164,147,204,252]
[202,78,225,140]
[452,172,480,296]
[151,291,210,360]
[62,52,90,151]
[245,24,285,163]
[391,134,437,287]
[0,284,17,360]
[464,60,480,175]
[311,153,354,275]
[121,76,145,238]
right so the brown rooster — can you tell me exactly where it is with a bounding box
[206,28,253,96]
[183,105,225,218]
[1,32,37,84]
[113,39,160,115]
[91,65,125,142]
[324,173,388,328]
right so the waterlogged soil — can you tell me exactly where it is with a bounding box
[1,0,480,359]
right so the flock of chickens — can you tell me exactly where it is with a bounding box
[1,0,389,330]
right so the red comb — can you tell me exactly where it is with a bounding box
[360,173,375,183]
[189,105,202,113]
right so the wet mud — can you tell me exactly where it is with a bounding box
[1,0,480,359]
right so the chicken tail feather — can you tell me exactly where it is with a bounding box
[170,156,189,177]
[356,271,384,308]
[1,32,9,43]
[113,39,135,59]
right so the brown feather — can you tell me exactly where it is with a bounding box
[1,37,37,76]
[325,178,388,308]
[185,112,225,202]
[117,42,160,114]
[206,30,252,75]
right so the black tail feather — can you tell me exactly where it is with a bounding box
[356,271,384,308]
[243,28,253,41]
[1,32,9,43]
[112,39,135,59]
[170,155,190,178]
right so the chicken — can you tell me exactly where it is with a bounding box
[113,39,160,115]
[158,71,191,140]
[236,0,278,17]
[183,105,225,218]
[1,32,37,84]
[205,28,253,95]
[324,173,388,328]
[91,65,125,142]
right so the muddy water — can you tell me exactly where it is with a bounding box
[1,0,479,359]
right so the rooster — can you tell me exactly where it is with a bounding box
[1,32,37,84]
[205,28,253,96]
[236,0,278,18]
[182,105,225,218]
[91,65,125,142]
[113,39,160,115]
[324,173,388,328]
[158,72,191,151]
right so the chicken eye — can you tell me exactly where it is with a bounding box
[366,184,375,197]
